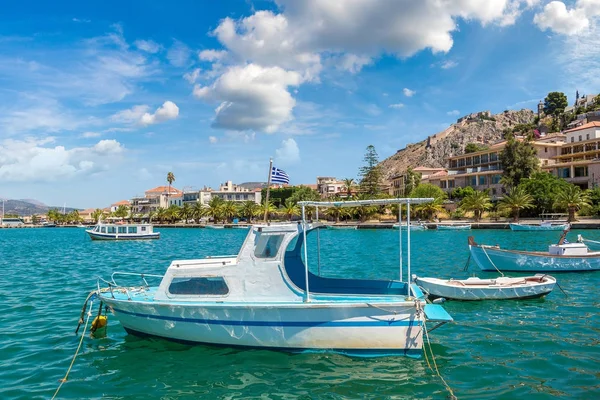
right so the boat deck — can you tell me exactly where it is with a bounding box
[100,286,425,306]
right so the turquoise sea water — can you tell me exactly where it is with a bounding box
[1,227,599,399]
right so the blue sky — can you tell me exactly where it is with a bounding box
[1,0,599,207]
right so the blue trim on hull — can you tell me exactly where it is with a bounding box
[87,232,160,240]
[123,327,423,358]
[113,308,421,327]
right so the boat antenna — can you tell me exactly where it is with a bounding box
[399,202,403,282]
[557,224,571,245]
[407,199,412,295]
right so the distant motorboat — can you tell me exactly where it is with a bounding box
[414,274,556,300]
[204,225,225,229]
[328,225,357,230]
[437,224,471,231]
[509,221,569,231]
[393,223,427,231]
[41,222,56,228]
[86,222,159,240]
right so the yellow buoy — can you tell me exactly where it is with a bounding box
[91,315,108,338]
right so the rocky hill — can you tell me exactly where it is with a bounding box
[379,109,536,180]
[1,199,79,216]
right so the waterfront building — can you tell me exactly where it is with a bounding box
[210,181,261,204]
[316,177,346,198]
[110,200,131,213]
[169,194,183,207]
[391,167,446,197]
[131,186,182,214]
[182,188,212,207]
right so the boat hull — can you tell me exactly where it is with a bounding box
[509,223,568,231]
[437,224,471,230]
[415,275,555,300]
[86,231,160,240]
[393,224,427,231]
[100,297,425,357]
[470,245,600,272]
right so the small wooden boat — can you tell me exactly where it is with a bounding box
[437,224,471,230]
[86,222,159,240]
[413,274,556,300]
[468,233,600,272]
[509,221,569,231]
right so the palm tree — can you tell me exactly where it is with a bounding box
[166,205,181,223]
[166,171,176,202]
[208,197,225,223]
[326,205,350,223]
[498,186,534,222]
[460,190,492,222]
[281,198,300,221]
[221,201,238,223]
[261,201,277,222]
[147,209,157,223]
[554,184,591,222]
[416,198,445,221]
[155,207,168,223]
[91,208,104,224]
[239,201,259,223]
[181,203,192,224]
[113,205,129,220]
[192,202,206,224]
[342,178,354,199]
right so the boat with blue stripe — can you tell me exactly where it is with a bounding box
[91,198,452,357]
[86,222,160,240]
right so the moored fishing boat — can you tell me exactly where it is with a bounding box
[468,231,600,272]
[413,274,556,300]
[87,198,452,357]
[86,222,159,240]
[437,223,471,230]
[393,223,427,231]
[204,224,225,229]
[328,225,357,230]
[509,221,569,231]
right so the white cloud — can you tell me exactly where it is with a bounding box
[134,39,161,53]
[533,0,600,35]
[198,49,228,62]
[208,136,218,144]
[137,167,152,180]
[140,101,180,126]
[447,110,461,116]
[110,105,150,124]
[111,101,179,126]
[194,64,302,133]
[275,138,300,166]
[167,40,191,67]
[389,103,405,109]
[184,68,201,84]
[194,0,534,132]
[440,60,458,69]
[80,131,101,138]
[403,88,416,97]
[0,137,124,182]
[94,139,125,154]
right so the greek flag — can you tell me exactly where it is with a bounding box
[271,166,290,184]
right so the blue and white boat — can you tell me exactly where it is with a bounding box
[89,198,452,357]
[86,222,160,240]
[393,223,427,231]
[437,223,471,231]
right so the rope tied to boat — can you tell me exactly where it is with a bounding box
[51,299,94,400]
[480,245,504,277]
[422,319,457,400]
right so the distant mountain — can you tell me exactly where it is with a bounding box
[379,109,536,180]
[1,199,79,216]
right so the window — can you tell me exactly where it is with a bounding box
[574,166,588,177]
[571,137,574,143]
[481,154,489,163]
[107,226,116,233]
[492,174,501,184]
[490,153,498,162]
[560,168,570,178]
[101,227,106,233]
[492,188,496,195]
[128,226,137,234]
[141,226,147,231]
[473,155,480,165]
[254,234,284,258]
[470,176,477,186]
[479,176,486,185]
[579,135,582,142]
[545,147,548,153]
[448,180,455,188]
[118,226,127,233]
[168,277,229,295]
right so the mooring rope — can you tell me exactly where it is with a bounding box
[462,253,471,272]
[480,246,504,277]
[423,320,457,400]
[51,300,93,400]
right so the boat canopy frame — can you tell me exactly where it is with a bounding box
[297,198,434,303]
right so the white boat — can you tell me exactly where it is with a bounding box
[86,222,159,240]
[204,224,225,229]
[468,234,600,272]
[393,223,427,231]
[88,198,452,357]
[328,225,357,230]
[437,224,471,230]
[509,221,569,231]
[414,274,556,300]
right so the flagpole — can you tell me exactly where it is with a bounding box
[263,158,273,222]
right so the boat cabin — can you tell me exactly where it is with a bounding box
[549,242,589,256]
[154,222,411,302]
[91,223,155,235]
